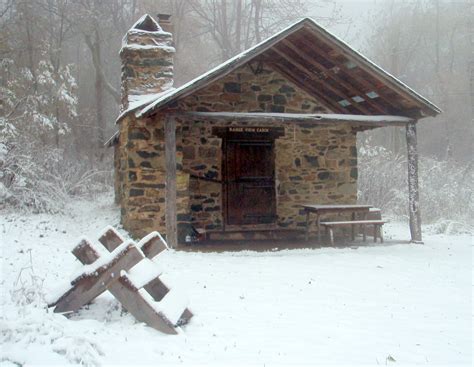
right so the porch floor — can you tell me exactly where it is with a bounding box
[177,236,409,252]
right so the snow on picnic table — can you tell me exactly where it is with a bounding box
[0,193,472,366]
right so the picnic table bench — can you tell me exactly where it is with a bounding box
[321,220,386,245]
[301,204,385,244]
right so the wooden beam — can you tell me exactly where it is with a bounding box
[302,25,440,116]
[294,35,407,114]
[177,111,414,127]
[406,122,422,243]
[270,60,347,113]
[165,115,178,248]
[278,40,389,114]
[271,47,371,115]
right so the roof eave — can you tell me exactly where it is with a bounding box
[299,20,442,117]
[123,17,441,121]
[136,18,310,119]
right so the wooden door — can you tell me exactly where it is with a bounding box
[224,139,276,225]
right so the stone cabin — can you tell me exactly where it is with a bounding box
[110,14,440,247]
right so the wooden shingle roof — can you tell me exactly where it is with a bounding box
[120,17,440,122]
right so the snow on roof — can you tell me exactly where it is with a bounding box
[115,17,441,125]
[104,130,119,147]
[116,89,176,124]
[119,17,441,121]
[135,19,309,119]
[302,19,442,115]
[113,19,308,125]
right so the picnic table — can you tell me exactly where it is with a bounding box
[301,204,373,242]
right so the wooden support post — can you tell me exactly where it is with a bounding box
[165,115,178,249]
[406,122,423,243]
[305,210,310,241]
[351,212,356,241]
[328,228,334,246]
[316,214,321,243]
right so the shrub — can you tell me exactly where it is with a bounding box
[358,145,473,226]
[0,141,112,213]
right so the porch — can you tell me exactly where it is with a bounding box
[163,111,423,248]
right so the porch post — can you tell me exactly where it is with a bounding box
[406,121,422,243]
[165,115,178,248]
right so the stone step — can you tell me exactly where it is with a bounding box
[205,228,303,241]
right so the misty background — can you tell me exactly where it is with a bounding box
[0,0,472,229]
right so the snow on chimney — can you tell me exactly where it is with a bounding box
[120,14,175,112]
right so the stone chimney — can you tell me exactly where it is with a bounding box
[120,14,175,112]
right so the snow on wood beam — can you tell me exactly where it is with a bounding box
[165,115,177,249]
[406,122,423,243]
[176,112,415,127]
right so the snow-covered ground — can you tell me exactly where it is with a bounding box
[1,193,472,366]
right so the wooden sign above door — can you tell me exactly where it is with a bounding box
[212,126,285,139]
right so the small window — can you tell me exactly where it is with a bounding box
[366,91,380,99]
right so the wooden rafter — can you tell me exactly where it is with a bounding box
[293,34,406,114]
[269,60,347,113]
[278,39,389,115]
[302,25,436,116]
[271,47,371,115]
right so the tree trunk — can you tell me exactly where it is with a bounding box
[254,0,261,43]
[95,52,105,156]
[235,0,242,53]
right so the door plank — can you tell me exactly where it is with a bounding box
[224,139,276,225]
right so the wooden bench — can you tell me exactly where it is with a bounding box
[320,220,386,245]
[301,204,372,242]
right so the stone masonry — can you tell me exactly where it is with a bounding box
[116,60,358,240]
[177,64,357,235]
[115,14,176,238]
[120,14,174,112]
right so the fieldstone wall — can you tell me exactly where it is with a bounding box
[116,113,191,238]
[176,62,358,234]
[116,61,358,240]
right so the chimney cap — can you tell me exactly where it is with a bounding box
[132,14,161,32]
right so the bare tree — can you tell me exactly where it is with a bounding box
[188,0,311,62]
[365,0,472,162]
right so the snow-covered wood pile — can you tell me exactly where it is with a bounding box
[48,225,192,334]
